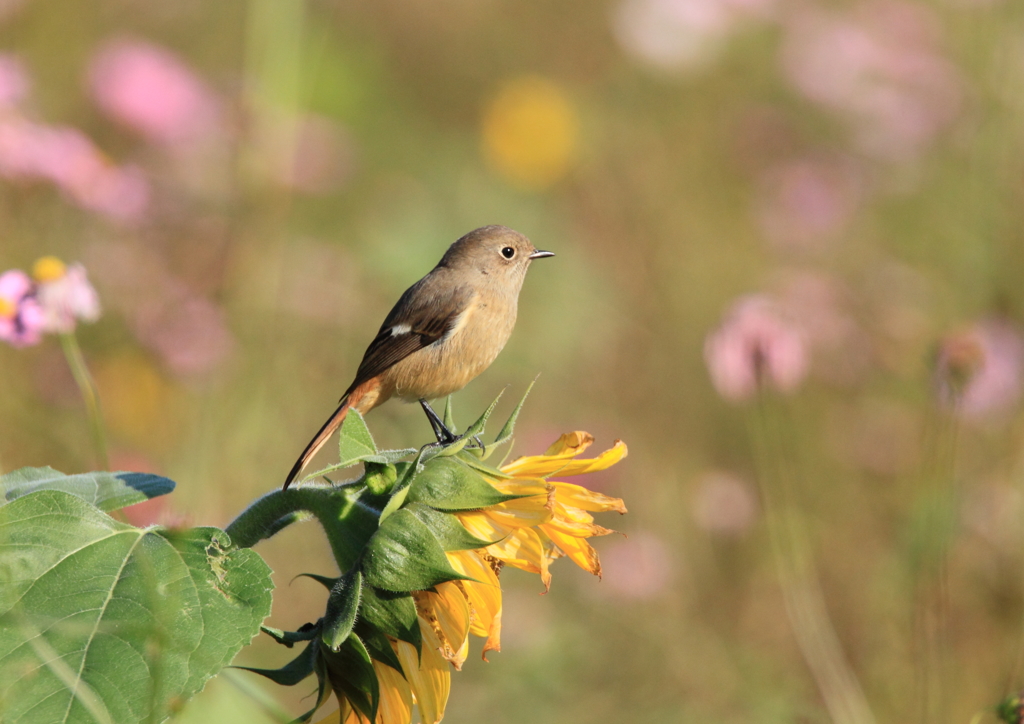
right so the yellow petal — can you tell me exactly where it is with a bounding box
[447,551,502,651]
[502,440,628,478]
[457,511,513,542]
[374,658,413,724]
[553,481,627,513]
[481,526,547,577]
[486,477,551,497]
[547,507,615,539]
[542,525,602,577]
[418,582,472,670]
[396,627,450,724]
[544,431,595,457]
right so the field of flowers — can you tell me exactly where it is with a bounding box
[3,1,1024,723]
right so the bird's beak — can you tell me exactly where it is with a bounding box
[529,250,555,259]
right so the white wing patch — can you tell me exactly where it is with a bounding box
[390,324,412,335]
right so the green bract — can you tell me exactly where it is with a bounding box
[228,387,532,723]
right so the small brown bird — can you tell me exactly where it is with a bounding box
[283,225,553,488]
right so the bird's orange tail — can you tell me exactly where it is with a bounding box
[283,397,351,489]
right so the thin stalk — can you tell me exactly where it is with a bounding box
[59,331,108,470]
[748,394,876,724]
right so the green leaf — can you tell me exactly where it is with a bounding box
[359,586,421,652]
[323,570,363,651]
[322,635,379,723]
[0,466,175,512]
[0,490,273,724]
[337,410,416,469]
[407,457,523,511]
[405,502,495,551]
[237,639,318,686]
[362,508,468,592]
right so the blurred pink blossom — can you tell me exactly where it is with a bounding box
[0,53,28,109]
[0,117,149,221]
[88,38,220,144]
[86,240,234,379]
[935,319,1024,420]
[781,1,962,161]
[613,0,776,72]
[598,532,674,600]
[692,470,759,536]
[756,154,863,251]
[0,269,45,347]
[705,294,809,401]
[33,259,101,334]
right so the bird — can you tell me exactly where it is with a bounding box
[283,225,554,489]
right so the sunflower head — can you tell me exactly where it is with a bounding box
[239,388,627,723]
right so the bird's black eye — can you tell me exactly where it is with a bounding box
[501,246,515,259]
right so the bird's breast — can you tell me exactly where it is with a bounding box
[385,292,518,401]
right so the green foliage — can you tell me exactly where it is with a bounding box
[0,488,273,724]
[231,389,530,722]
[0,466,175,512]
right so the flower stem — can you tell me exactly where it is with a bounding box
[749,395,876,724]
[59,331,109,470]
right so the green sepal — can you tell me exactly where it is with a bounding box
[360,585,421,654]
[407,457,523,511]
[442,395,456,433]
[323,569,363,651]
[405,502,494,552]
[322,634,379,723]
[262,622,321,648]
[456,451,513,480]
[293,648,333,723]
[467,388,505,436]
[294,573,338,590]
[354,620,404,674]
[480,379,535,460]
[362,508,470,592]
[0,466,175,511]
[236,639,318,686]
[377,454,426,524]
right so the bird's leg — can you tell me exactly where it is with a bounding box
[419,399,458,444]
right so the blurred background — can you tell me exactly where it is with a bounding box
[2,0,1024,721]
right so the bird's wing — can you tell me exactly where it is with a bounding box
[342,279,474,398]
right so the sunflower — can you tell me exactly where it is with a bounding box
[312,431,627,724]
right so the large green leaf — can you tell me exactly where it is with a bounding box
[361,508,468,592]
[0,467,175,512]
[0,490,273,724]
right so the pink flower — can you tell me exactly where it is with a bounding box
[597,532,674,600]
[755,154,863,251]
[692,470,759,536]
[0,53,29,109]
[935,319,1024,420]
[32,257,101,334]
[781,1,962,161]
[705,294,809,401]
[0,118,149,221]
[0,269,45,347]
[88,38,220,144]
[613,0,776,72]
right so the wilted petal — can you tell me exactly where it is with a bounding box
[396,625,450,724]
[542,526,602,577]
[446,551,502,653]
[553,481,627,513]
[502,439,628,478]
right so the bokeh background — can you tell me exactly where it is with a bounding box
[3,0,1024,722]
